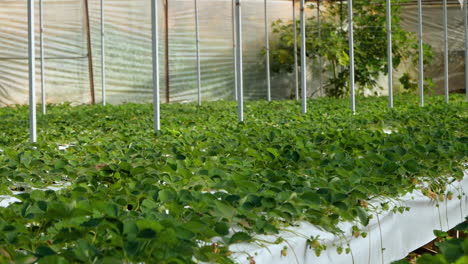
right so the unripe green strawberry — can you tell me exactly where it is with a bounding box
[336,246,343,255]
[311,240,321,249]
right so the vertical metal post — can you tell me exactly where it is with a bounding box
[232,0,238,101]
[417,0,424,106]
[165,0,170,103]
[152,0,161,131]
[264,0,271,101]
[464,0,468,102]
[348,0,355,112]
[386,0,393,108]
[101,0,106,105]
[39,0,46,114]
[28,0,37,143]
[195,0,202,106]
[293,0,299,100]
[84,0,95,104]
[300,0,307,114]
[443,0,449,103]
[317,0,323,96]
[235,0,243,122]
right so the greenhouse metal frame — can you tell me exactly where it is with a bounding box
[21,0,468,143]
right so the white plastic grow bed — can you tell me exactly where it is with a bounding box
[230,171,468,264]
[0,182,71,208]
[0,171,466,264]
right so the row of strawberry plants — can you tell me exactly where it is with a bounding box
[0,95,466,263]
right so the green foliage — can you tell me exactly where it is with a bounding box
[0,95,466,263]
[268,0,434,98]
[399,73,417,91]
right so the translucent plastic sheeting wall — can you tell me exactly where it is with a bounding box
[0,0,299,106]
[0,0,90,106]
[1,0,466,106]
[401,3,467,95]
[88,0,165,105]
[89,0,301,103]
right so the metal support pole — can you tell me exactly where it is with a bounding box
[235,0,244,122]
[152,0,161,131]
[28,0,37,143]
[300,0,307,114]
[232,0,238,101]
[293,0,299,100]
[165,0,170,103]
[195,0,202,106]
[386,0,393,108]
[317,0,323,96]
[101,0,106,106]
[417,0,424,106]
[348,0,355,112]
[464,0,468,102]
[230,1,238,101]
[264,0,271,101]
[443,0,449,103]
[84,0,95,104]
[39,0,46,114]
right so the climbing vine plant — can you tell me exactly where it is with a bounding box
[268,0,434,98]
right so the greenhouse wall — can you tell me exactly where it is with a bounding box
[401,3,468,95]
[0,0,466,106]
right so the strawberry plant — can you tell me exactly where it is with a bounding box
[0,95,466,263]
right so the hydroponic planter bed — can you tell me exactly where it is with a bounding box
[231,171,468,264]
[1,174,465,264]
[0,96,466,263]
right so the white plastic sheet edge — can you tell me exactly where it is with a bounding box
[230,171,468,264]
[0,155,466,264]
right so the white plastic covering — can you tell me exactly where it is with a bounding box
[0,0,467,106]
[401,2,468,95]
[1,0,90,105]
[0,0,298,106]
[230,171,468,264]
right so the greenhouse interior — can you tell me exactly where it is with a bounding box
[0,0,467,263]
